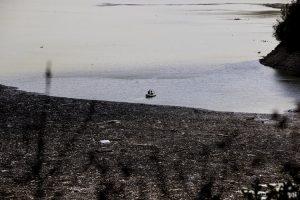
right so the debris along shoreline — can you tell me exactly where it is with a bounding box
[0,84,299,199]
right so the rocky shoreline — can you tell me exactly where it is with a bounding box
[260,42,300,75]
[0,84,299,199]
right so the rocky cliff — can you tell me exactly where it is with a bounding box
[260,43,300,74]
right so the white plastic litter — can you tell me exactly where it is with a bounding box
[107,120,121,124]
[100,140,111,144]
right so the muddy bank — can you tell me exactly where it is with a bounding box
[260,42,300,75]
[0,84,299,199]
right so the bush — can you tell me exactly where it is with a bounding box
[274,0,300,51]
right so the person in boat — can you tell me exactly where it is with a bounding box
[148,90,154,95]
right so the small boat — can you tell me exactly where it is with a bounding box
[146,89,156,98]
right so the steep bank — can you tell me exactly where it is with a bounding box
[260,42,300,74]
[260,1,300,74]
[0,84,299,199]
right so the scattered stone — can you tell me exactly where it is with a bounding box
[0,83,298,199]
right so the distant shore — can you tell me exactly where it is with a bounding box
[263,3,286,9]
[0,84,299,199]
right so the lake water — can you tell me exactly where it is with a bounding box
[1,0,300,113]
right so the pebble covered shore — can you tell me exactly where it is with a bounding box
[0,84,299,199]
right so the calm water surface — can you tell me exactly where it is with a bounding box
[1,0,299,113]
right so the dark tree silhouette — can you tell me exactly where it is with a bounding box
[274,0,300,51]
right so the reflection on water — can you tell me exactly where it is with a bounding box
[0,0,296,113]
[3,61,300,114]
[274,71,300,103]
[0,0,289,75]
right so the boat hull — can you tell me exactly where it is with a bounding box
[145,94,156,98]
